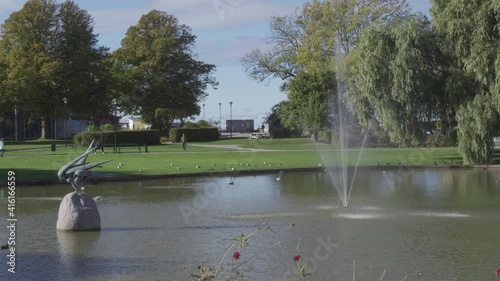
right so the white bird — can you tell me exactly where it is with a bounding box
[80,186,85,191]
[231,167,235,171]
[276,170,284,181]
[119,163,123,166]
[196,165,200,169]
[93,196,102,201]
[117,166,121,169]
[318,163,322,167]
[170,163,174,166]
[177,167,180,170]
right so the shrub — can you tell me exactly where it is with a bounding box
[169,127,219,142]
[100,123,114,131]
[86,124,99,132]
[425,134,457,147]
[73,130,161,146]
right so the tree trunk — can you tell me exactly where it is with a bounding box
[40,118,48,139]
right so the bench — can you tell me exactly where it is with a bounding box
[117,143,144,153]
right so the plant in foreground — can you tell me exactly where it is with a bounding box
[185,223,279,280]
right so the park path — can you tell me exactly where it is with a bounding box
[188,144,280,152]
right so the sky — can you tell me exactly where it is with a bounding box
[0,0,431,129]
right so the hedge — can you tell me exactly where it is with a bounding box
[169,127,219,142]
[73,130,161,146]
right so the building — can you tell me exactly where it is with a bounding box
[226,119,255,133]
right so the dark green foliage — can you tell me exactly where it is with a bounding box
[265,103,302,138]
[285,70,336,133]
[169,128,219,143]
[0,0,112,139]
[74,130,161,146]
[425,134,457,148]
[112,10,217,125]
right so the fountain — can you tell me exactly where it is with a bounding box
[319,44,370,208]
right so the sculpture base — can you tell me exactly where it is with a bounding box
[57,191,101,231]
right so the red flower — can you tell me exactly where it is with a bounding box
[496,267,500,276]
[293,255,301,262]
[233,251,240,260]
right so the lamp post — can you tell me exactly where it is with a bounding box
[14,105,17,141]
[218,102,222,132]
[202,103,205,120]
[63,97,68,147]
[229,101,233,138]
[112,99,118,153]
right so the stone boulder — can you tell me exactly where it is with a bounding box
[57,191,101,231]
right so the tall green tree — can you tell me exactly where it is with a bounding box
[0,0,111,138]
[112,10,218,130]
[431,0,500,164]
[286,70,336,136]
[298,0,409,70]
[349,15,449,146]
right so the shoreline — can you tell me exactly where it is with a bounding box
[3,163,491,187]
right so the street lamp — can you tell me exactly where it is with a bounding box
[229,101,233,138]
[218,102,222,132]
[202,103,205,120]
[63,97,68,147]
[14,105,17,142]
[112,99,117,153]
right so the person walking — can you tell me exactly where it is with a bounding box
[0,138,5,157]
[181,134,187,151]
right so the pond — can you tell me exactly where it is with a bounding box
[0,168,499,280]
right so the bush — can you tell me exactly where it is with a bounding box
[73,130,161,146]
[160,136,169,143]
[169,127,219,142]
[100,123,114,131]
[425,134,457,147]
[86,125,100,132]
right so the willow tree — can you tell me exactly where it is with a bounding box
[112,10,218,127]
[431,0,500,164]
[349,15,449,146]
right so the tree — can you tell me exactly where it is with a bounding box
[286,70,336,136]
[0,0,111,138]
[349,15,450,146]
[241,11,304,91]
[431,0,500,163]
[112,10,218,130]
[266,102,302,138]
[297,0,409,69]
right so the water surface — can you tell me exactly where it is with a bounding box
[0,168,499,280]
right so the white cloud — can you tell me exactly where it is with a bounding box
[171,1,300,32]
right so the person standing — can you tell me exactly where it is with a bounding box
[181,134,187,151]
[0,138,5,157]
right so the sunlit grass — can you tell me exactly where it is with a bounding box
[0,137,483,184]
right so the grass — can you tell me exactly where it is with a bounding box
[0,137,491,184]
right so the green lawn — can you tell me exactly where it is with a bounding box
[0,137,492,184]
